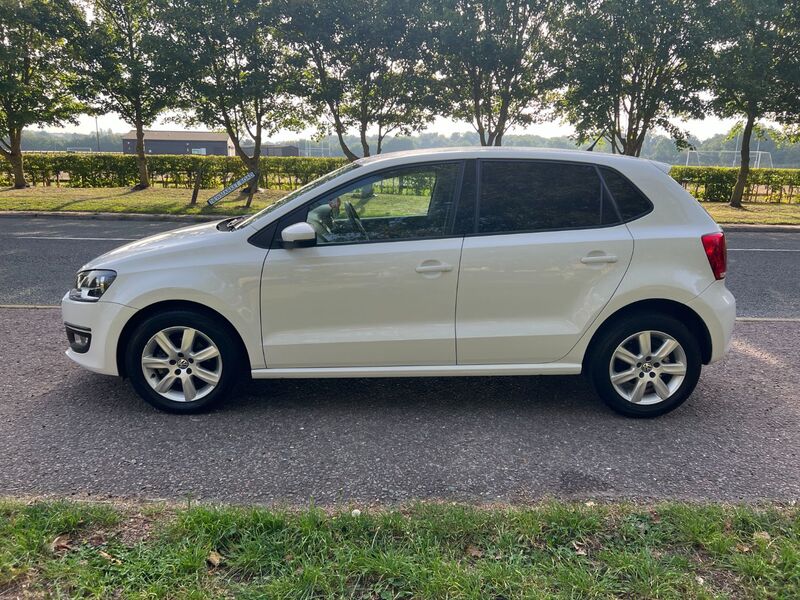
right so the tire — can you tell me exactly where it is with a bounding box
[588,312,702,418]
[124,310,243,413]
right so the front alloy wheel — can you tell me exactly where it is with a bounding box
[141,326,223,403]
[126,310,241,413]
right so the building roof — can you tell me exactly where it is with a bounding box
[121,130,231,142]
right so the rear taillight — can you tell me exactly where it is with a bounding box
[701,232,727,280]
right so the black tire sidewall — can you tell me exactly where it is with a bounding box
[125,310,241,413]
[589,313,702,418]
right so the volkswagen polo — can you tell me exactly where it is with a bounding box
[62,148,735,417]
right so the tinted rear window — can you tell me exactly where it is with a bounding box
[477,161,617,234]
[599,167,652,221]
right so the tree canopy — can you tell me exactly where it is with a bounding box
[557,0,712,156]
[279,0,436,160]
[432,0,560,146]
[0,0,85,187]
[708,0,800,205]
[78,0,175,188]
[160,0,304,200]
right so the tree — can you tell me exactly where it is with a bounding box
[279,0,436,160]
[78,0,175,190]
[708,0,800,207]
[0,0,84,188]
[557,0,712,156]
[431,0,560,146]
[160,0,303,203]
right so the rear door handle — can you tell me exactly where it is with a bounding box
[415,261,453,273]
[581,254,618,264]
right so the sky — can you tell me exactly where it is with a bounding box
[57,112,740,142]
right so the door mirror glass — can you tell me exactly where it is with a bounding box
[281,222,317,248]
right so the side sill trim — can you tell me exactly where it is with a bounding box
[251,363,582,379]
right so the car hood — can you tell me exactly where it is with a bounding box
[82,220,227,270]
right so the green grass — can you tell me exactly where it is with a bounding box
[701,202,800,225]
[0,186,286,216]
[1,186,799,225]
[1,500,798,598]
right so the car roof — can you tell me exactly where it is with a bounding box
[357,147,670,174]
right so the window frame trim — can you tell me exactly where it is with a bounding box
[469,158,653,238]
[267,159,467,249]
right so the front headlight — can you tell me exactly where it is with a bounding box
[69,269,117,302]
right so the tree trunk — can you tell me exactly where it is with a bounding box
[730,112,755,209]
[133,123,149,190]
[7,130,27,188]
[244,155,260,208]
[359,124,371,158]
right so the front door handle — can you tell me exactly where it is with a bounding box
[581,254,618,264]
[415,261,453,273]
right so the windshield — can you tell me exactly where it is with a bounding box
[232,162,361,230]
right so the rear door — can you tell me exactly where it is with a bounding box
[455,160,634,364]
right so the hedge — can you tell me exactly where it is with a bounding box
[670,166,800,203]
[0,153,347,190]
[1,153,799,202]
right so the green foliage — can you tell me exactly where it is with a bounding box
[431,0,561,146]
[78,0,174,125]
[556,0,712,156]
[279,0,436,159]
[670,166,800,202]
[0,153,347,190]
[160,0,305,173]
[0,0,86,186]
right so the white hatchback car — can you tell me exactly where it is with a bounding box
[62,148,735,417]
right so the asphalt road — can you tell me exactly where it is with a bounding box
[0,216,798,317]
[0,215,798,504]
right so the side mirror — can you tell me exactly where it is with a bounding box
[281,222,317,248]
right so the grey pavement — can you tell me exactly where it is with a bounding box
[0,308,797,504]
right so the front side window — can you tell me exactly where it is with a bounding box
[304,162,462,244]
[478,161,618,234]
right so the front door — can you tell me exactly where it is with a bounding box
[260,161,465,368]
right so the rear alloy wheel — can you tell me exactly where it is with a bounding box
[589,314,701,417]
[126,310,241,413]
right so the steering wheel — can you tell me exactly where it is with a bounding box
[344,201,369,240]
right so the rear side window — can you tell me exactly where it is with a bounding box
[478,161,618,234]
[599,167,652,221]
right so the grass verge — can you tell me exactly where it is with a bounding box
[1,499,798,598]
[702,202,800,225]
[0,186,286,216]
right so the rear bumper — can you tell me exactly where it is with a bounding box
[61,293,137,376]
[687,280,736,364]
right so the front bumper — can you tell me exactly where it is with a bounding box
[61,293,137,376]
[687,279,736,364]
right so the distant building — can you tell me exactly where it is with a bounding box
[240,144,300,157]
[122,130,234,156]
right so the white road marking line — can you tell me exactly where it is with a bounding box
[0,304,60,309]
[11,236,136,241]
[728,248,800,252]
[736,317,800,322]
